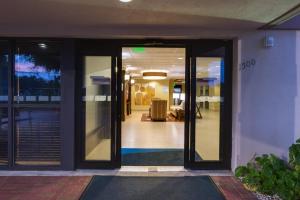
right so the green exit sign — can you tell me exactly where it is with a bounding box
[132,47,145,53]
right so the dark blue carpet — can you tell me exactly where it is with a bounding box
[80,176,225,200]
[121,148,201,166]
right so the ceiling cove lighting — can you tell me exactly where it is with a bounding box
[120,0,132,2]
[142,70,167,80]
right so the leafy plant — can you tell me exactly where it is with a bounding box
[235,138,300,200]
[289,138,300,170]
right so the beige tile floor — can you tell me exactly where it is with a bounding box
[86,139,111,161]
[122,111,184,149]
[122,110,220,161]
[195,110,220,160]
[87,109,220,162]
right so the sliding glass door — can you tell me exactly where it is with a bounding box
[76,41,121,168]
[187,40,232,169]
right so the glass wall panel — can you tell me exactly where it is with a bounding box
[14,41,61,166]
[14,107,60,165]
[14,41,61,104]
[0,108,8,165]
[83,56,111,161]
[0,41,9,103]
[195,57,223,161]
[0,41,9,166]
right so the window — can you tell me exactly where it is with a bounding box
[14,41,61,166]
[0,41,9,165]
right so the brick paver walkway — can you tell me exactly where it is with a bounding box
[0,175,256,200]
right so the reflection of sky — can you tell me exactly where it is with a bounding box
[15,55,60,81]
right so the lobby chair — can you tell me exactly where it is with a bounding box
[150,99,167,121]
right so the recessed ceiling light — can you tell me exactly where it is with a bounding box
[120,0,132,2]
[122,52,131,59]
[126,66,138,71]
[38,43,47,48]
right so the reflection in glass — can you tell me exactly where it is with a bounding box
[13,41,61,166]
[0,41,9,165]
[0,108,8,165]
[84,56,111,161]
[14,54,60,103]
[195,57,223,161]
[0,41,9,103]
[14,108,60,165]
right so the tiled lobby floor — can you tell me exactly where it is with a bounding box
[0,175,257,200]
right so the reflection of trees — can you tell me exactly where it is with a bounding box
[18,54,60,72]
[15,54,60,96]
[15,76,60,96]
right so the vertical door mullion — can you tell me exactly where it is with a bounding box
[184,47,191,167]
[110,56,116,164]
[116,48,122,168]
[190,56,196,163]
[7,39,15,168]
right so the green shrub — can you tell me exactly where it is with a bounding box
[235,138,300,200]
[289,138,300,170]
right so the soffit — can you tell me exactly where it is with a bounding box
[0,0,299,38]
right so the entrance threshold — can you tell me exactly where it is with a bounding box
[120,166,186,172]
[0,169,232,176]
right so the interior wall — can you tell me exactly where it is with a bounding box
[232,30,300,170]
[131,79,170,111]
[84,56,111,157]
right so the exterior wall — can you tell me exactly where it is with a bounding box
[232,31,300,169]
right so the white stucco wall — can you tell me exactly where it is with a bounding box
[232,30,300,170]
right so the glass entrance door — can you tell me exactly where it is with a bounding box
[187,40,232,169]
[77,42,121,169]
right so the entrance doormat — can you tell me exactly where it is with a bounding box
[121,148,202,166]
[80,176,225,200]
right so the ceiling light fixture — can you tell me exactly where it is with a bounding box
[125,74,130,81]
[142,70,167,80]
[38,43,47,49]
[126,66,138,71]
[119,0,132,2]
[177,57,183,60]
[122,52,131,59]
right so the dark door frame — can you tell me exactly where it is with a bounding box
[74,39,233,170]
[0,38,232,171]
[75,40,121,169]
[188,40,233,170]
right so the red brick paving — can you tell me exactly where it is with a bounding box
[212,176,258,200]
[0,175,256,200]
[0,176,91,200]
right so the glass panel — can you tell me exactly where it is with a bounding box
[0,108,8,165]
[0,41,9,165]
[83,56,111,161]
[14,107,60,165]
[0,41,9,103]
[14,41,61,166]
[195,57,223,161]
[14,41,61,104]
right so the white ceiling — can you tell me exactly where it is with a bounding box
[122,47,185,78]
[122,47,221,79]
[0,0,298,38]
